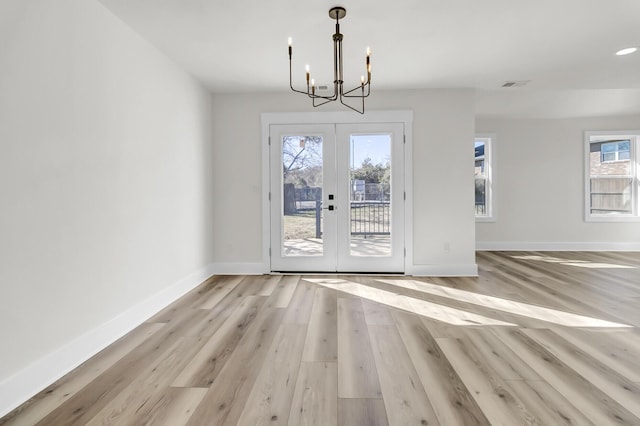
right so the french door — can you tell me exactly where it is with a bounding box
[269,122,405,272]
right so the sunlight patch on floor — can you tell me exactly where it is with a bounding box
[377,279,632,328]
[303,278,516,326]
[511,255,636,269]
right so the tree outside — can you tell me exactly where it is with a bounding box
[280,135,392,242]
[282,135,323,189]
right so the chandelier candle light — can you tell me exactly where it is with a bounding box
[288,6,371,114]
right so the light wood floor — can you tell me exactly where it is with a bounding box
[3,251,640,425]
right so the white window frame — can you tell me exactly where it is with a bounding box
[475,133,496,222]
[584,130,640,222]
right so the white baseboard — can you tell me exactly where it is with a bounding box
[212,262,268,275]
[408,263,479,277]
[211,262,482,277]
[0,263,215,419]
[476,241,640,251]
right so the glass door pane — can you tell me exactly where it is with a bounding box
[270,124,336,272]
[349,134,392,256]
[336,122,405,273]
[281,134,324,256]
[270,122,403,273]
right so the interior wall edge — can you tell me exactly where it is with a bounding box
[0,262,215,419]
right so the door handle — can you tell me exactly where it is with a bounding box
[323,205,335,211]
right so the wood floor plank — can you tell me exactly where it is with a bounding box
[191,275,245,309]
[283,278,315,324]
[255,274,283,296]
[392,311,491,426]
[171,295,265,387]
[185,307,285,426]
[550,327,640,382]
[0,322,165,426]
[508,253,638,305]
[505,380,596,425]
[362,299,395,325]
[313,277,515,326]
[148,276,259,336]
[435,336,542,425]
[4,252,640,426]
[368,324,440,425]
[523,275,639,328]
[461,327,542,381]
[302,288,338,362]
[492,327,639,425]
[145,275,221,322]
[287,362,338,426]
[85,336,207,425]
[378,277,630,328]
[478,251,548,278]
[271,275,300,308]
[338,399,388,426]
[179,276,276,338]
[132,387,208,425]
[236,324,307,425]
[523,328,640,419]
[337,298,383,399]
[33,324,197,425]
[173,309,226,338]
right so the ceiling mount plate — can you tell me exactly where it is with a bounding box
[329,7,346,20]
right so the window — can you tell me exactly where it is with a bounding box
[601,140,630,162]
[475,134,495,221]
[585,131,639,221]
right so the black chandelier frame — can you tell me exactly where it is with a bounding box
[288,6,371,114]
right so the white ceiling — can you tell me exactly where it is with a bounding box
[98,0,640,117]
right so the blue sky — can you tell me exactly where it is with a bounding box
[351,134,391,168]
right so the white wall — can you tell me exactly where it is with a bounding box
[211,89,477,275]
[476,115,640,249]
[0,0,215,410]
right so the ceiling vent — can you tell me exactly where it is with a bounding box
[502,80,530,88]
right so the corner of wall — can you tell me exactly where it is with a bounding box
[0,264,215,419]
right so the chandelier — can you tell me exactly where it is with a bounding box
[288,6,371,114]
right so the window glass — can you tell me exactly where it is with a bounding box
[601,140,630,162]
[586,133,638,220]
[475,136,493,220]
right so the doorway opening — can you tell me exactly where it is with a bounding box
[265,114,412,273]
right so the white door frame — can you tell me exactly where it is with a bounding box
[261,110,414,274]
